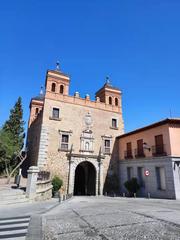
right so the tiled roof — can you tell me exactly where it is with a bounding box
[117,118,180,139]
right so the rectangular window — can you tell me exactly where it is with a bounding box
[156,167,166,190]
[104,139,110,154]
[126,142,132,158]
[127,167,133,181]
[112,118,117,128]
[137,167,145,187]
[61,134,69,150]
[52,108,59,119]
[136,139,144,157]
[155,135,164,155]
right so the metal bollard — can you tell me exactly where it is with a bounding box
[147,192,151,199]
[123,193,125,197]
[134,193,136,198]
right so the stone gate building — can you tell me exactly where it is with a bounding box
[27,65,124,195]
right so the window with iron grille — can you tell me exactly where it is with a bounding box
[137,167,145,187]
[156,167,166,190]
[52,108,59,119]
[127,167,133,181]
[61,134,69,150]
[104,139,110,154]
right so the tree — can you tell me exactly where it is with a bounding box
[0,129,18,176]
[124,178,140,197]
[0,97,26,182]
[3,97,25,150]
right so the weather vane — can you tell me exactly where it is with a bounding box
[56,61,60,71]
[40,86,43,95]
[106,76,111,84]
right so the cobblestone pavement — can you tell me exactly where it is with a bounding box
[42,196,180,240]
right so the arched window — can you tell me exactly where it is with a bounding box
[115,98,118,106]
[35,108,39,115]
[60,85,64,94]
[109,96,112,105]
[51,83,56,92]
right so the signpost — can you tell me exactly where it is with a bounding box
[144,170,150,198]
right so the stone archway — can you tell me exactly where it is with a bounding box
[74,161,96,196]
[67,155,104,196]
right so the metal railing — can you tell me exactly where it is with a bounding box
[124,150,133,159]
[37,171,50,181]
[134,148,145,158]
[152,144,167,156]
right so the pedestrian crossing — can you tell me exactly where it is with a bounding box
[0,215,30,239]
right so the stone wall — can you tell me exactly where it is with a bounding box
[27,111,43,166]
[39,97,124,194]
[119,156,176,199]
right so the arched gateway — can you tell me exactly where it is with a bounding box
[67,155,104,196]
[74,161,96,196]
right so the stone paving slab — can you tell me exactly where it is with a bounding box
[99,221,180,240]
[39,197,180,240]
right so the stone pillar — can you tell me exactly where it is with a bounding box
[98,161,103,195]
[26,166,39,199]
[68,160,74,195]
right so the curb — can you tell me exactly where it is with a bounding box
[26,197,74,239]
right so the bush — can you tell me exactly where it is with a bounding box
[52,176,63,196]
[124,177,140,197]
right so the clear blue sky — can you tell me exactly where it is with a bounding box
[0,0,180,133]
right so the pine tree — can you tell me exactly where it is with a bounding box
[0,97,25,178]
[3,97,25,150]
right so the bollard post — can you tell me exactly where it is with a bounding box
[134,193,136,198]
[123,193,125,197]
[58,192,62,203]
[148,192,150,199]
[26,166,39,199]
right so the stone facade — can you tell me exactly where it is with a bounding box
[27,67,124,195]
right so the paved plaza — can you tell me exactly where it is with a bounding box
[40,196,180,240]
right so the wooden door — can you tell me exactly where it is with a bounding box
[155,135,164,154]
[137,139,144,156]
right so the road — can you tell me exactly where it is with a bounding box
[41,196,180,240]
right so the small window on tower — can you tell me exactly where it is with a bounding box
[109,96,112,105]
[35,108,39,115]
[115,98,118,106]
[112,118,118,128]
[61,134,69,150]
[52,108,59,119]
[60,85,64,94]
[51,83,56,92]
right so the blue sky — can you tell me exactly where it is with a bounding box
[0,0,180,133]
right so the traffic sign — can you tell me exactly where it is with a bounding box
[144,170,150,176]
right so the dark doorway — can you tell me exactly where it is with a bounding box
[74,161,96,196]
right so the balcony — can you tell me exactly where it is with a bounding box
[152,144,167,157]
[134,148,145,158]
[124,150,133,159]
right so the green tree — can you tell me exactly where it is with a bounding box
[3,97,25,150]
[0,97,26,181]
[124,178,140,197]
[0,129,18,175]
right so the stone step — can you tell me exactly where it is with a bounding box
[0,198,29,205]
[0,215,30,239]
[1,194,27,201]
